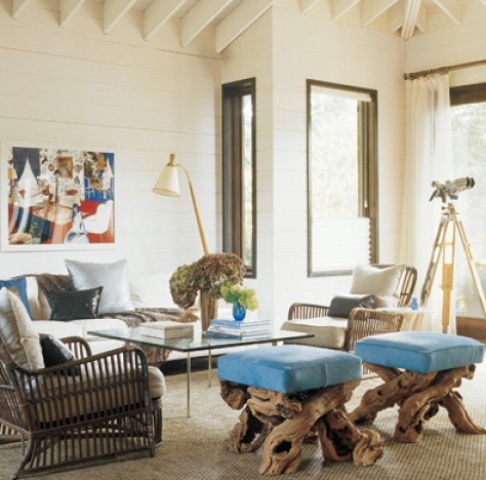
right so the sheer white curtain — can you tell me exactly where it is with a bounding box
[400,73,454,332]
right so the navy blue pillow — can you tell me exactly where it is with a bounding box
[39,334,80,376]
[47,286,103,321]
[328,294,376,318]
[0,277,32,319]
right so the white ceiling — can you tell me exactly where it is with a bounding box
[9,0,486,53]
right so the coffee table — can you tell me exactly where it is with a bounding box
[89,327,314,417]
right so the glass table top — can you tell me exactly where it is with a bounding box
[88,327,314,353]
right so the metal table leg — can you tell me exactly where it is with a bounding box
[186,352,191,418]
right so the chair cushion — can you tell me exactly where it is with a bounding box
[0,289,44,370]
[65,259,134,314]
[218,344,362,393]
[281,317,348,349]
[350,264,405,307]
[355,331,485,374]
[328,293,375,318]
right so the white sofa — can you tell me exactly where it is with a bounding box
[22,272,242,362]
[21,272,205,360]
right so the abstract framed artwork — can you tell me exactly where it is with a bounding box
[1,143,115,250]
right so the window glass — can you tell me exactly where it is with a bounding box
[450,86,486,318]
[222,79,256,277]
[308,81,377,276]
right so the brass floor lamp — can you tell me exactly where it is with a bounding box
[152,153,209,255]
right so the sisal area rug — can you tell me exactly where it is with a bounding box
[1,361,485,480]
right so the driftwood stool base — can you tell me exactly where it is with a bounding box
[351,331,486,443]
[217,345,384,475]
[349,363,486,443]
[220,380,383,475]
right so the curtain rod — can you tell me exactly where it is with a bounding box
[403,59,486,80]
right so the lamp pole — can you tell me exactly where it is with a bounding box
[164,154,209,256]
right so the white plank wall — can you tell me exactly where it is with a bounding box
[1,0,486,321]
[0,0,221,283]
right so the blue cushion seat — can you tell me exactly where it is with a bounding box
[218,344,362,394]
[355,331,484,374]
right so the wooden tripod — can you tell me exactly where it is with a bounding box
[420,202,486,333]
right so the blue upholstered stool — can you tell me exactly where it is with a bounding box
[350,331,485,443]
[218,345,384,475]
[218,344,362,392]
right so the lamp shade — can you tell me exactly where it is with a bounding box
[152,164,180,197]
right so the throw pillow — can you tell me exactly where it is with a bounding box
[47,287,103,321]
[0,277,32,318]
[39,334,80,375]
[350,264,405,307]
[65,259,134,314]
[327,294,376,318]
[0,288,44,370]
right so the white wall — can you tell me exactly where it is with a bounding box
[2,0,484,325]
[405,0,486,88]
[0,0,221,285]
[221,1,406,323]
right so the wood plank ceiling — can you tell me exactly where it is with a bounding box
[9,0,486,52]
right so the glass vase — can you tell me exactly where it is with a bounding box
[232,302,247,321]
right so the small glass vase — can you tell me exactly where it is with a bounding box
[232,302,247,321]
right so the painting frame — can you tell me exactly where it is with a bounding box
[1,141,116,251]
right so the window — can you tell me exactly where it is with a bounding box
[307,80,377,276]
[450,83,486,319]
[222,78,256,277]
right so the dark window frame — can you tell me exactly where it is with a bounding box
[222,78,257,278]
[307,79,378,277]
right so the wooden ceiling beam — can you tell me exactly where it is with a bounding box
[401,0,422,41]
[103,0,137,34]
[301,0,320,13]
[362,0,400,27]
[332,0,361,20]
[143,0,186,41]
[12,0,29,19]
[60,0,86,26]
[215,0,273,53]
[432,0,461,25]
[181,0,235,47]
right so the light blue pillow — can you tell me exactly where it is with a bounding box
[65,259,134,315]
[0,277,32,319]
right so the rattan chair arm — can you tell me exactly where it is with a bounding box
[288,302,330,320]
[60,336,92,359]
[346,308,404,352]
[10,345,152,426]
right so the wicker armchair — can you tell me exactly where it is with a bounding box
[283,265,417,352]
[0,336,162,479]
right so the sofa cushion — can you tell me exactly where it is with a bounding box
[31,320,84,339]
[350,264,405,307]
[47,287,103,321]
[129,273,176,308]
[71,318,129,340]
[0,289,44,370]
[327,293,375,318]
[65,259,134,314]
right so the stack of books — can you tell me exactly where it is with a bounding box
[207,318,271,339]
